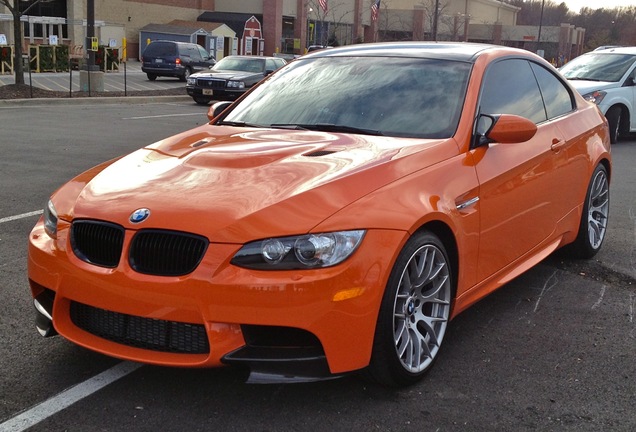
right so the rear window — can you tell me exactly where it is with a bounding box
[143,42,177,57]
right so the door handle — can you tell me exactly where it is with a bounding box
[551,138,566,152]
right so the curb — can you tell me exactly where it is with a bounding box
[0,95,193,107]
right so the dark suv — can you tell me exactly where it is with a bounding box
[141,41,216,81]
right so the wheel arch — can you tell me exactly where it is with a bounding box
[413,220,459,301]
[605,102,629,114]
[599,157,612,182]
[606,103,630,129]
[365,219,460,386]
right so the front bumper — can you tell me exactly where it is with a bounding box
[186,86,244,101]
[28,218,405,380]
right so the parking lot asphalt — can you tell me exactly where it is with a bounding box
[1,101,635,431]
[0,93,191,106]
[0,60,191,101]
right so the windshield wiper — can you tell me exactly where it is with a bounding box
[269,124,309,130]
[567,77,602,82]
[217,120,265,128]
[271,123,384,136]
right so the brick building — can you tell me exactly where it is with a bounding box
[0,0,585,62]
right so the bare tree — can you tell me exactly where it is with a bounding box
[439,12,470,41]
[574,5,636,50]
[374,0,417,42]
[0,0,49,85]
[419,0,451,40]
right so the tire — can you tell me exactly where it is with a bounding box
[565,164,610,259]
[192,96,211,105]
[147,73,157,81]
[180,68,192,82]
[366,231,453,387]
[606,106,622,144]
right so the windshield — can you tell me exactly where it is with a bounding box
[222,56,471,139]
[212,57,265,73]
[560,53,636,82]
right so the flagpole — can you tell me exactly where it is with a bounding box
[319,0,328,46]
[371,0,381,42]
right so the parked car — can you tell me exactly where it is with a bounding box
[186,55,286,105]
[29,42,611,387]
[560,47,636,143]
[307,45,332,52]
[141,40,216,81]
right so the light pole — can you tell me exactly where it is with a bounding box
[432,0,440,41]
[536,0,545,56]
[87,0,95,69]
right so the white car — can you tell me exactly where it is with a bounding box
[560,47,636,143]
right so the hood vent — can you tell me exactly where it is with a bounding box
[304,149,340,157]
[190,138,213,148]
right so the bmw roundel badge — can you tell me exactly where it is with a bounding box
[130,208,150,223]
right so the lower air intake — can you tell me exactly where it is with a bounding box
[70,301,210,354]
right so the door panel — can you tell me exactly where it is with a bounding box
[473,123,566,281]
[473,58,574,281]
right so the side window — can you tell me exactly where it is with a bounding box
[265,59,277,71]
[480,59,547,124]
[530,62,574,119]
[198,46,210,60]
[183,45,200,60]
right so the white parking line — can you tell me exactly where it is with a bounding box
[0,210,42,224]
[123,113,203,120]
[0,362,142,432]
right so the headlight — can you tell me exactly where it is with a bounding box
[187,77,196,85]
[227,80,245,89]
[43,199,58,238]
[231,230,366,270]
[582,90,606,105]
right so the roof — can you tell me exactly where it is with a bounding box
[304,42,507,63]
[589,46,636,55]
[198,12,263,37]
[140,23,196,36]
[140,20,226,36]
[167,20,226,32]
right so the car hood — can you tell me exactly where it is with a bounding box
[566,79,618,94]
[192,70,260,80]
[60,125,457,243]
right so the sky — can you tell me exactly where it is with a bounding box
[561,0,635,12]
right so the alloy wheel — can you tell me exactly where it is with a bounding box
[392,244,451,373]
[587,168,609,249]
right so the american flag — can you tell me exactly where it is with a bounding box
[319,0,328,13]
[371,0,380,21]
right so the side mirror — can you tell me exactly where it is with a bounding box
[624,77,635,87]
[474,114,537,147]
[207,101,233,122]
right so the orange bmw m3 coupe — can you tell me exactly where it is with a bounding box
[28,42,611,387]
